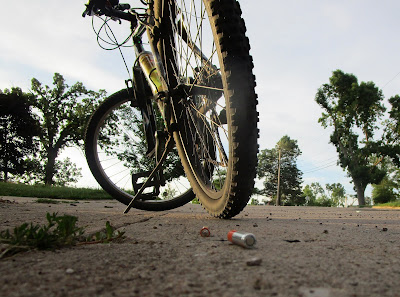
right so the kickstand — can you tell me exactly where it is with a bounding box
[123,135,174,214]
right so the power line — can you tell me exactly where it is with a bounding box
[302,160,338,175]
[297,155,337,166]
[383,71,400,89]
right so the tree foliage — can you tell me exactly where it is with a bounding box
[11,157,82,186]
[257,135,303,205]
[0,88,39,181]
[325,183,346,207]
[372,160,400,204]
[303,182,346,207]
[315,70,400,205]
[28,73,105,185]
[95,99,185,194]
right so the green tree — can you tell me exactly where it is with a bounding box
[315,70,400,206]
[372,177,397,204]
[0,88,39,181]
[302,184,316,205]
[257,135,303,206]
[372,160,400,204]
[303,182,332,207]
[325,183,346,207]
[29,73,105,185]
[249,198,260,205]
[114,103,184,182]
[386,95,400,149]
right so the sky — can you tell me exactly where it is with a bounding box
[1,1,400,200]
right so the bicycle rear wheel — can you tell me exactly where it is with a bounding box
[151,0,259,218]
[85,89,194,211]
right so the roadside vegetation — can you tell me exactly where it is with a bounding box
[0,212,125,258]
[0,182,111,200]
[1,71,399,207]
[374,201,400,208]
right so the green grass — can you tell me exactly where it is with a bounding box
[375,200,400,208]
[0,182,112,200]
[0,213,125,258]
[0,212,84,258]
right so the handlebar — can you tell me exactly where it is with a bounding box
[82,0,137,23]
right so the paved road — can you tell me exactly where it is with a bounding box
[1,197,399,297]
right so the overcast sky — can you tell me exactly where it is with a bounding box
[1,1,399,199]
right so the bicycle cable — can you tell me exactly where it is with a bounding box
[91,15,132,80]
[90,8,151,81]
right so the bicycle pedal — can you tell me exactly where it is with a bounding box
[137,193,159,201]
[131,171,164,195]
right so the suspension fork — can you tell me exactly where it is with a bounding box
[123,31,176,214]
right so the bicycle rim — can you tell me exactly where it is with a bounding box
[85,89,195,211]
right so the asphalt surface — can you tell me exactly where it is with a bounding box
[0,196,399,297]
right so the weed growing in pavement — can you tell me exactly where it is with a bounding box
[86,221,125,244]
[0,213,84,258]
[0,213,125,258]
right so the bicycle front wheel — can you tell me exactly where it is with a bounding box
[85,89,194,211]
[151,0,259,218]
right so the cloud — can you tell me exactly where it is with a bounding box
[0,1,132,92]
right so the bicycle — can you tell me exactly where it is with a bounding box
[82,0,259,218]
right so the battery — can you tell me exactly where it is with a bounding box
[200,226,211,237]
[227,230,256,248]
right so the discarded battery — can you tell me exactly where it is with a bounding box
[227,230,256,248]
[200,226,211,237]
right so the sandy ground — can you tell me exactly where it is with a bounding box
[0,196,399,297]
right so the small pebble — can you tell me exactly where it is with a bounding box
[66,268,74,274]
[246,257,262,266]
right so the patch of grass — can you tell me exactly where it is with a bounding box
[0,213,125,258]
[375,200,400,208]
[0,182,112,200]
[35,198,61,204]
[35,198,80,204]
[0,212,84,258]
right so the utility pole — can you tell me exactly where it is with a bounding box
[276,147,281,206]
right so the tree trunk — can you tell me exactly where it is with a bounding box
[276,148,281,206]
[3,166,8,182]
[353,178,366,206]
[44,148,57,185]
[2,127,8,182]
[3,151,8,182]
